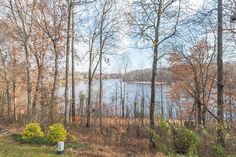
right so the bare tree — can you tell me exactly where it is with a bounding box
[7,0,37,122]
[86,29,99,128]
[34,0,67,124]
[217,0,225,147]
[96,0,122,128]
[129,0,181,151]
[64,0,73,127]
[71,0,76,123]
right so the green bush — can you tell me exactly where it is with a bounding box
[22,123,44,139]
[13,123,45,145]
[173,127,200,156]
[13,133,46,145]
[160,118,172,134]
[146,123,174,154]
[211,144,226,157]
[46,123,67,143]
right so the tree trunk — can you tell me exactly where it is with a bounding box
[49,41,59,124]
[217,0,225,147]
[65,1,72,127]
[1,92,5,118]
[149,0,162,151]
[86,78,92,127]
[6,87,11,120]
[141,95,145,126]
[86,45,93,128]
[79,92,84,124]
[86,35,96,128]
[134,101,137,118]
[24,44,32,123]
[123,79,126,118]
[202,107,206,127]
[71,4,76,123]
[98,52,103,129]
[12,56,17,122]
[99,19,104,129]
[40,82,47,130]
[3,64,11,121]
[115,83,118,117]
[193,67,202,125]
[120,79,124,117]
[32,55,44,122]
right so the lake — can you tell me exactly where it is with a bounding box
[58,79,175,118]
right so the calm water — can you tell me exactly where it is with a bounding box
[58,79,175,118]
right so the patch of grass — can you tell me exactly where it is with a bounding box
[66,142,86,150]
[0,136,77,157]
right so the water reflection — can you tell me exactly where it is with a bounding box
[58,79,175,118]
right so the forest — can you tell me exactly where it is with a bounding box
[0,0,236,156]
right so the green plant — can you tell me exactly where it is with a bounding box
[211,144,226,157]
[146,125,174,155]
[173,127,200,156]
[22,123,44,139]
[160,118,171,133]
[67,134,78,143]
[13,133,46,145]
[46,123,67,143]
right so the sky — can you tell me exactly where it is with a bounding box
[76,0,204,73]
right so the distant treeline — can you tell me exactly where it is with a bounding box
[122,68,172,83]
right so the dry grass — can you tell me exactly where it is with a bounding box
[70,117,163,156]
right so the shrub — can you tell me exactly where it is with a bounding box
[13,125,46,145]
[47,123,67,143]
[211,144,226,157]
[146,124,174,154]
[22,123,44,139]
[67,135,78,143]
[160,118,171,134]
[172,127,200,156]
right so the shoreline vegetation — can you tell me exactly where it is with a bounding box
[59,78,170,85]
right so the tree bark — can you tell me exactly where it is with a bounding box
[98,15,104,129]
[149,0,162,151]
[64,0,72,127]
[71,3,76,123]
[49,41,59,124]
[12,54,17,122]
[24,44,32,123]
[217,0,225,147]
[32,53,44,122]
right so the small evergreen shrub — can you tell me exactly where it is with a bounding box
[22,123,44,139]
[13,123,45,145]
[12,133,24,142]
[173,127,200,156]
[47,123,67,143]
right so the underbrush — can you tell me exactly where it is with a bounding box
[147,118,236,157]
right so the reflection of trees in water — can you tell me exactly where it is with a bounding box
[59,79,172,118]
